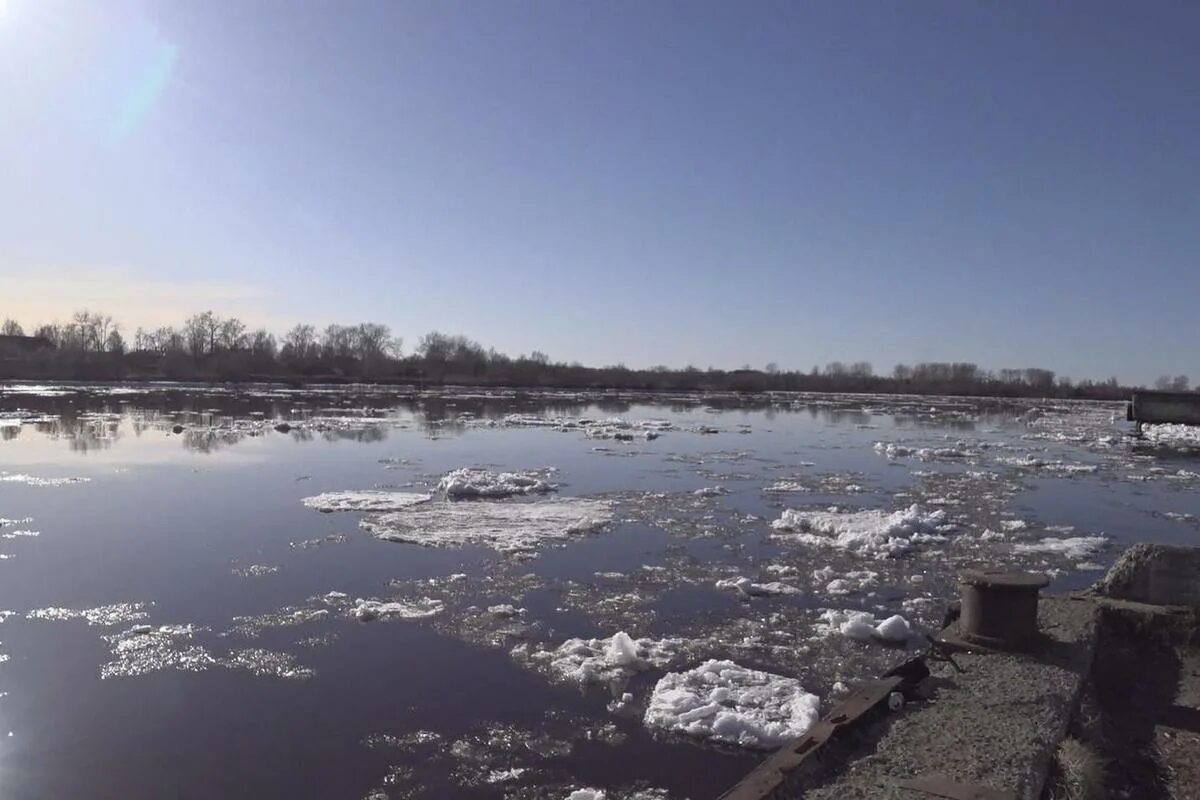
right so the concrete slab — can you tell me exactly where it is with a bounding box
[794,598,1098,800]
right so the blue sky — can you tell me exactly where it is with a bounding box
[1,1,1197,384]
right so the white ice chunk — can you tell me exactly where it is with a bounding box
[716,577,800,597]
[0,473,90,487]
[437,468,555,498]
[301,491,431,512]
[1014,536,1107,560]
[644,660,820,749]
[816,609,915,644]
[360,497,612,553]
[524,631,679,684]
[772,504,949,558]
[352,597,444,622]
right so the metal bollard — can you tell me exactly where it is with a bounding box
[957,569,1049,650]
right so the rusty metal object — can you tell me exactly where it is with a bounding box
[717,675,906,800]
[956,569,1048,650]
[896,774,1016,800]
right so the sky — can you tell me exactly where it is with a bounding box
[1,1,1198,384]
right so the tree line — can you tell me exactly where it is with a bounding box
[0,309,1164,399]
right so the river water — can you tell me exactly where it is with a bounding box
[0,383,1197,799]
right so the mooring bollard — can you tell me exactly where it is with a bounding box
[957,569,1049,650]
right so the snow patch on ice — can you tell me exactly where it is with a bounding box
[644,660,820,749]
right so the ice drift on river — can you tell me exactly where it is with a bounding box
[301,491,432,512]
[437,468,555,498]
[352,597,444,621]
[360,497,613,553]
[771,504,949,557]
[523,631,679,684]
[816,610,914,643]
[715,576,800,597]
[644,660,820,749]
[1014,535,1107,560]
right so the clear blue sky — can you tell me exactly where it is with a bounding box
[2,1,1197,384]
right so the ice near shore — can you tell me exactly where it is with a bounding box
[644,660,821,749]
[816,609,914,643]
[771,504,950,558]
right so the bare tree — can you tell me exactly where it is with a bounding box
[1,319,23,336]
[219,317,247,351]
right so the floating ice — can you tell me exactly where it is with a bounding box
[522,631,679,685]
[101,624,215,679]
[566,791,606,800]
[232,564,278,578]
[0,473,91,487]
[1143,423,1200,449]
[0,517,33,527]
[715,577,800,597]
[437,468,555,498]
[223,648,313,680]
[694,486,727,497]
[360,498,613,553]
[27,603,151,626]
[816,610,914,643]
[1,528,38,539]
[352,597,444,622]
[771,505,949,558]
[644,660,820,749]
[1014,536,1107,560]
[301,491,432,512]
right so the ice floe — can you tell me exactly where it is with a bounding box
[360,497,613,553]
[1014,536,1108,560]
[715,577,800,597]
[352,597,444,622]
[0,473,91,487]
[815,610,914,644]
[101,624,215,678]
[27,603,151,626]
[520,631,679,685]
[1142,423,1200,449]
[437,467,556,498]
[771,505,950,558]
[644,660,820,749]
[301,491,432,512]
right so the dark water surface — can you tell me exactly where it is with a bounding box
[0,383,1197,799]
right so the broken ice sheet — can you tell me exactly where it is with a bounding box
[360,497,613,553]
[301,490,431,512]
[26,602,151,626]
[0,473,91,487]
[643,659,820,750]
[100,624,216,679]
[516,631,680,685]
[771,504,951,558]
[437,467,557,498]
